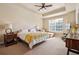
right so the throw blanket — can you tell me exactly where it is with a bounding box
[25,32,48,43]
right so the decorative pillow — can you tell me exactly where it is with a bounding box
[22,29,28,32]
[30,28,36,32]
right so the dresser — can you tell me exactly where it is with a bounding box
[65,34,79,55]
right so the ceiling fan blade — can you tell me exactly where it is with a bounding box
[44,7,46,9]
[34,5,42,7]
[38,7,46,11]
[45,5,52,7]
[38,7,43,11]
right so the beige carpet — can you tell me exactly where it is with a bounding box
[0,37,77,55]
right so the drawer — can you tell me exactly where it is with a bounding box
[66,39,79,50]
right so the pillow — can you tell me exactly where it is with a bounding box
[23,29,28,32]
[30,28,36,32]
[18,29,28,34]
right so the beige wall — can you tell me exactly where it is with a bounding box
[78,13,79,23]
[64,10,76,24]
[0,4,42,31]
[43,10,76,31]
[43,19,49,31]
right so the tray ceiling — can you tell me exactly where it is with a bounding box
[20,3,65,14]
[20,3,79,14]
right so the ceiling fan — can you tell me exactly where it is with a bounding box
[34,3,52,11]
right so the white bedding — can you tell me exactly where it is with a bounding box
[17,31,49,49]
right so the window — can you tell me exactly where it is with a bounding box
[49,18,70,32]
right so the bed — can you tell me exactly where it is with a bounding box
[17,30,49,49]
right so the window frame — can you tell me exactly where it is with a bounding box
[49,18,70,32]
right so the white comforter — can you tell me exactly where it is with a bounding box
[17,31,49,49]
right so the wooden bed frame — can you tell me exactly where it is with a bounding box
[17,37,46,49]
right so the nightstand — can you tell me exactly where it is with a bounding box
[4,32,17,47]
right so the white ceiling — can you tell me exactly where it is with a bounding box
[20,3,79,15]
